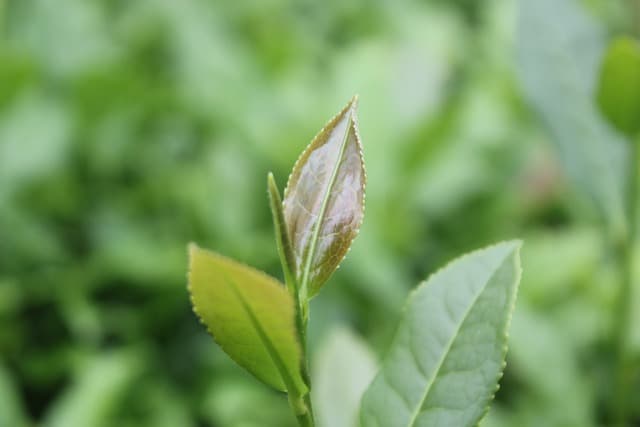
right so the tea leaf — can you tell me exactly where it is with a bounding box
[313,328,377,427]
[268,172,297,295]
[284,96,366,298]
[516,0,628,236]
[360,241,522,427]
[188,244,307,395]
[596,37,640,138]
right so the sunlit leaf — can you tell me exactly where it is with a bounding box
[283,96,366,297]
[516,0,628,237]
[360,241,522,427]
[188,244,307,394]
[596,37,640,138]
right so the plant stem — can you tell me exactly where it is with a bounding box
[294,412,314,427]
[285,308,314,427]
[287,391,314,427]
[295,297,315,426]
[267,174,315,426]
[613,141,638,425]
[286,254,313,425]
[284,251,315,424]
[288,393,314,427]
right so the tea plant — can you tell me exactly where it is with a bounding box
[188,97,522,426]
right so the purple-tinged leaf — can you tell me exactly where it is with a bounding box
[283,97,366,297]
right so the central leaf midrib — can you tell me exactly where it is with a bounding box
[405,258,508,427]
[299,110,354,294]
[223,273,303,397]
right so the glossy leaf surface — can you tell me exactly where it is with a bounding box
[516,0,628,236]
[360,241,522,427]
[284,97,366,297]
[596,37,640,137]
[188,244,307,394]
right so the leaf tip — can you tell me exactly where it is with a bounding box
[267,171,277,192]
[348,95,360,124]
[504,238,523,251]
[350,93,359,108]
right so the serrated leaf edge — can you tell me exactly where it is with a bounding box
[407,240,522,427]
[187,243,307,395]
[363,240,522,427]
[283,95,367,296]
[476,242,522,426]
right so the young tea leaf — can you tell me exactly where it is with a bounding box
[268,172,297,295]
[284,96,366,298]
[596,37,640,138]
[188,244,307,395]
[360,241,522,427]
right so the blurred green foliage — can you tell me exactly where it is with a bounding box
[597,36,640,138]
[0,0,637,426]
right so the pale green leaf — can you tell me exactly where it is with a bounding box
[360,241,522,427]
[284,96,366,297]
[516,0,628,236]
[188,244,307,394]
[313,328,377,427]
[596,37,640,137]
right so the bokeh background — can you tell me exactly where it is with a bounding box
[1,0,638,426]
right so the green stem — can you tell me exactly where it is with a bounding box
[284,289,314,427]
[267,173,315,426]
[288,393,314,427]
[294,284,314,426]
[613,141,638,425]
[293,411,314,427]
[293,295,314,424]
